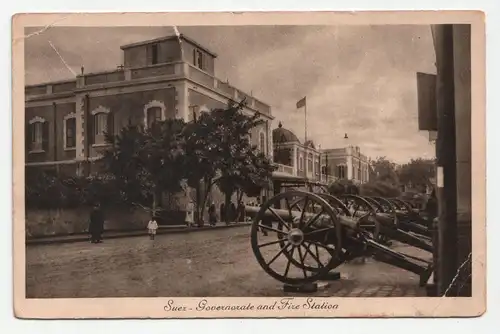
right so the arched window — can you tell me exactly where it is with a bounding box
[259,132,266,153]
[63,113,76,149]
[91,106,112,146]
[299,156,304,171]
[27,116,47,153]
[143,100,166,128]
[147,106,162,128]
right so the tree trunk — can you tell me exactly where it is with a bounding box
[237,190,244,203]
[200,177,214,220]
[194,181,203,226]
[224,191,232,225]
[152,188,158,216]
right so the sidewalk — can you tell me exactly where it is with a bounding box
[26,222,252,246]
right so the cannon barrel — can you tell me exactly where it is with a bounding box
[245,205,360,230]
[248,190,433,286]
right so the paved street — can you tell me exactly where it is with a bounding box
[26,225,429,298]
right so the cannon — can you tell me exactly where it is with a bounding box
[323,194,433,252]
[247,190,433,287]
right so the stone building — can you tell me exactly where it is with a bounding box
[24,34,275,216]
[320,146,371,185]
[273,122,335,186]
[24,34,274,178]
[272,122,370,186]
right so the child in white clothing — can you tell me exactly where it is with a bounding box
[147,217,159,240]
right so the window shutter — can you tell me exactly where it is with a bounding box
[42,121,49,152]
[25,123,32,152]
[107,112,114,140]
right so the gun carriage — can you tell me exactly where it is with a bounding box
[246,190,433,287]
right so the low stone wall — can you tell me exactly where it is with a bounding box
[25,185,262,238]
[25,207,150,238]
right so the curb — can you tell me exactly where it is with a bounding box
[26,222,252,246]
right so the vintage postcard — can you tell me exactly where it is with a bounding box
[12,11,486,318]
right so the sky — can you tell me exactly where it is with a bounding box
[24,25,437,163]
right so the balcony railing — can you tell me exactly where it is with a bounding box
[275,163,294,174]
[187,65,271,115]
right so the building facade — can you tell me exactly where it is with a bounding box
[25,34,274,178]
[272,123,370,186]
[320,146,371,185]
[272,122,333,183]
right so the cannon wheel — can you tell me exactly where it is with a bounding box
[318,193,352,217]
[391,198,415,213]
[250,190,344,285]
[277,192,350,273]
[363,197,386,213]
[338,194,377,217]
[371,196,397,215]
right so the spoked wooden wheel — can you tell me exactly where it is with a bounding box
[371,196,397,215]
[390,198,414,213]
[250,191,343,285]
[338,194,377,218]
[318,193,352,217]
[363,197,386,213]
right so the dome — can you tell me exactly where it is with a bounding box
[272,122,300,144]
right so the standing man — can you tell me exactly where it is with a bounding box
[89,203,104,243]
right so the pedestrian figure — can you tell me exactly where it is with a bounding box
[185,200,195,228]
[208,202,217,226]
[147,215,159,240]
[237,201,245,222]
[89,203,104,243]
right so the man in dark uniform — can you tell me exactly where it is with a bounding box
[89,203,104,243]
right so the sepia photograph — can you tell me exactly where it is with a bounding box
[12,11,486,318]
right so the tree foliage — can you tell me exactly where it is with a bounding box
[95,101,275,224]
[370,156,400,186]
[100,119,186,213]
[25,168,119,209]
[360,181,401,197]
[209,101,276,223]
[328,179,359,196]
[397,158,435,191]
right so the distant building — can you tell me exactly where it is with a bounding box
[25,34,273,177]
[320,146,371,185]
[271,123,371,186]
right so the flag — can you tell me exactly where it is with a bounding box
[296,97,306,109]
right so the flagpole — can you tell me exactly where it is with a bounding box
[304,101,308,143]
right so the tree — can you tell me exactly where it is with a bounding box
[182,110,220,225]
[328,179,359,196]
[360,181,401,197]
[210,101,275,224]
[100,118,186,215]
[371,156,400,186]
[397,158,436,192]
[236,150,276,202]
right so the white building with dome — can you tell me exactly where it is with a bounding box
[271,122,371,186]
